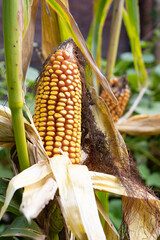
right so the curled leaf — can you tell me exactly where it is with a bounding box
[117,114,160,136]
[0,162,52,220]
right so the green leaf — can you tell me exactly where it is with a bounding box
[135,99,160,115]
[106,0,124,80]
[120,52,155,64]
[96,191,109,226]
[0,216,44,239]
[50,202,64,235]
[153,64,160,77]
[140,40,149,48]
[88,0,113,66]
[126,68,139,90]
[87,0,113,91]
[123,2,148,87]
[126,0,140,35]
[46,0,117,104]
[138,164,150,181]
[0,163,14,179]
[109,199,122,230]
[120,52,134,62]
[146,173,160,187]
[0,178,21,216]
[22,0,32,36]
[142,53,155,64]
[26,67,39,83]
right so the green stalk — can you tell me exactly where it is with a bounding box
[106,0,124,80]
[3,0,30,170]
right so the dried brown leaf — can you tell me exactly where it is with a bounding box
[91,88,129,169]
[91,171,160,240]
[41,0,61,59]
[117,114,160,136]
[22,0,39,80]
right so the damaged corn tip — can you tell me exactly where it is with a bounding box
[101,77,130,123]
[33,49,82,164]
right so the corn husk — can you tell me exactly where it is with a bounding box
[50,156,106,240]
[20,176,57,222]
[117,114,160,136]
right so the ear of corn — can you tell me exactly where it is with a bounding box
[101,77,130,123]
[33,49,81,164]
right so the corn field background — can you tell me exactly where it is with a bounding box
[0,0,160,240]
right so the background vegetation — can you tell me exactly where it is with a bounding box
[0,0,160,238]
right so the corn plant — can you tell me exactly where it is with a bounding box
[0,0,160,240]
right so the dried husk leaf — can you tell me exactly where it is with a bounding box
[0,162,52,220]
[90,171,127,196]
[20,176,57,222]
[24,104,48,161]
[122,196,160,240]
[41,0,61,58]
[0,114,14,148]
[0,106,16,148]
[50,156,106,240]
[117,114,160,136]
[90,88,129,169]
[0,105,47,162]
[91,171,160,240]
[22,0,39,81]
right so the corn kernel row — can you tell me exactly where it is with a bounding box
[33,49,81,164]
[101,77,130,123]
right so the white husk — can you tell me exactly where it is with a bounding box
[0,162,52,219]
[50,156,106,240]
[0,106,14,148]
[90,171,127,196]
[20,176,57,222]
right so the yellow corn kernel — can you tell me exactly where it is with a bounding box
[33,48,82,163]
[100,77,130,123]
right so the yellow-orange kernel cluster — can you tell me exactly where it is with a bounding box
[101,77,130,123]
[33,49,81,164]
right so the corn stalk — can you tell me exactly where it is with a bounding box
[3,0,30,170]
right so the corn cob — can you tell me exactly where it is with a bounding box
[33,49,81,164]
[101,77,130,123]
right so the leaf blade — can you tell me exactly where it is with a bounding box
[46,0,117,104]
